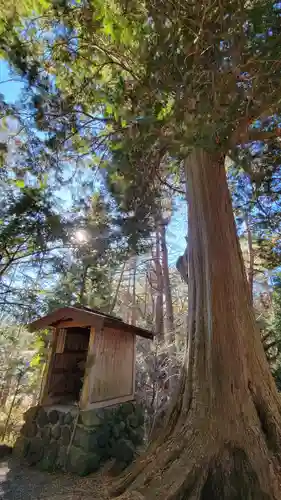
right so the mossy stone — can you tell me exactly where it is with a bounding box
[41,426,51,445]
[38,441,58,471]
[127,428,144,446]
[64,412,73,426]
[120,402,134,417]
[56,446,68,470]
[68,446,100,476]
[97,428,110,448]
[21,421,37,439]
[119,421,126,432]
[128,414,139,429]
[26,437,44,465]
[52,424,61,440]
[79,410,101,428]
[48,410,59,425]
[61,426,72,446]
[37,408,49,428]
[73,426,97,452]
[13,437,30,458]
[112,424,122,439]
[24,406,39,422]
[112,438,135,464]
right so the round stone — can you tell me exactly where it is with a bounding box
[112,424,121,439]
[38,441,58,471]
[120,402,134,417]
[24,406,39,422]
[26,438,43,465]
[61,426,72,446]
[127,428,144,446]
[48,410,59,425]
[112,438,134,464]
[64,412,73,426]
[128,414,139,428]
[79,410,101,428]
[119,421,126,431]
[21,421,37,439]
[41,426,51,445]
[37,408,49,428]
[13,437,30,458]
[97,428,110,448]
[52,424,61,440]
[68,447,100,476]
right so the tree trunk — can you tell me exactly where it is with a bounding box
[155,230,164,339]
[159,222,175,345]
[131,255,137,326]
[245,212,254,304]
[0,370,12,408]
[112,150,281,499]
[109,260,126,314]
[79,264,89,304]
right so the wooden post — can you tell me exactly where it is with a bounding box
[79,326,97,409]
[40,329,57,405]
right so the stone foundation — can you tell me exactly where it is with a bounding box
[14,402,144,476]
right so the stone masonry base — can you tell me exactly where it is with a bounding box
[14,402,144,476]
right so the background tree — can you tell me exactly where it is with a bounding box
[2,1,281,498]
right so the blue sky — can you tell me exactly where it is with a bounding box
[0,60,188,265]
[0,61,24,103]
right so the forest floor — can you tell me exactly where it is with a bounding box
[0,458,110,500]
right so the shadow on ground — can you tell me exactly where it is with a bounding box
[0,457,109,500]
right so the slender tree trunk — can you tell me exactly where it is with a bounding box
[131,255,137,326]
[79,264,89,304]
[245,212,254,304]
[155,230,164,339]
[2,372,22,440]
[109,261,126,314]
[159,221,177,394]
[126,261,132,323]
[113,150,281,500]
[0,370,12,408]
[144,271,148,318]
[159,222,175,345]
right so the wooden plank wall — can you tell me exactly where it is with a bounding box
[89,326,135,404]
[56,328,66,353]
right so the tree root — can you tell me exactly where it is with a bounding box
[111,421,281,500]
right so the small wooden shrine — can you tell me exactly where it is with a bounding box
[29,306,154,410]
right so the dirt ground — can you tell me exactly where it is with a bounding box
[0,458,110,500]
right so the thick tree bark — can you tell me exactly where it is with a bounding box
[112,150,281,499]
[245,212,254,304]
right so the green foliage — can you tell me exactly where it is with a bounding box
[0,0,280,255]
[41,191,132,313]
[228,160,281,272]
[0,182,68,316]
[0,323,43,404]
[271,276,281,342]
